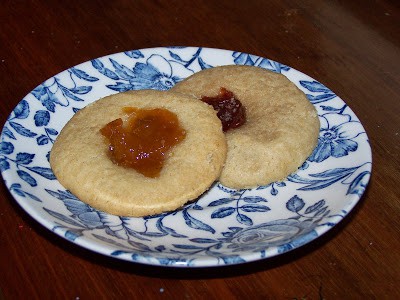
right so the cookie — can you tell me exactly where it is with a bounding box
[50,90,227,217]
[171,65,320,188]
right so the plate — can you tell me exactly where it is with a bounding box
[0,47,372,267]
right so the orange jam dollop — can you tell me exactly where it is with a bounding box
[100,107,186,178]
[201,87,246,132]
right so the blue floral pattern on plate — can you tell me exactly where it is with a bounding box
[0,47,372,267]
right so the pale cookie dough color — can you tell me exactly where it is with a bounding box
[171,65,320,188]
[50,90,227,217]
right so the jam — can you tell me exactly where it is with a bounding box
[100,107,186,178]
[201,87,246,132]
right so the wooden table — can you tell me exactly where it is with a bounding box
[1,1,399,298]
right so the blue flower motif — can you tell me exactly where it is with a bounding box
[309,113,358,163]
[131,54,193,90]
[106,54,194,92]
[222,218,317,252]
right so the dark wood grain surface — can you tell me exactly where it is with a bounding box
[1,1,399,299]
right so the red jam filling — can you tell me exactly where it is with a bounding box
[201,87,246,132]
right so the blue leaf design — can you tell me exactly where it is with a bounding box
[258,58,286,72]
[70,67,99,82]
[169,51,184,63]
[139,231,165,238]
[232,52,250,65]
[305,200,326,214]
[45,128,58,136]
[0,141,14,154]
[10,183,22,189]
[0,158,10,172]
[69,86,92,94]
[155,245,166,252]
[106,82,134,92]
[27,166,56,180]
[91,58,104,70]
[321,105,340,111]
[286,195,305,212]
[312,167,357,178]
[110,59,136,80]
[10,184,23,197]
[156,218,187,238]
[208,198,235,207]
[192,204,203,210]
[240,204,270,213]
[198,57,213,69]
[91,59,119,80]
[271,61,286,73]
[9,122,37,137]
[17,170,37,186]
[2,127,16,140]
[347,171,370,195]
[124,50,144,59]
[13,100,30,119]
[314,206,328,217]
[16,152,35,165]
[10,185,42,202]
[300,80,331,93]
[236,213,252,226]
[173,244,205,250]
[290,167,359,191]
[60,86,84,102]
[24,191,42,202]
[306,93,336,104]
[183,210,215,233]
[46,189,76,200]
[242,196,267,203]
[34,110,50,127]
[211,207,235,219]
[11,186,25,197]
[190,238,219,243]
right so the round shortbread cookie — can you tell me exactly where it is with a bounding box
[171,65,320,188]
[50,90,227,217]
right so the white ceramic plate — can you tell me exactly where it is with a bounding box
[0,47,371,267]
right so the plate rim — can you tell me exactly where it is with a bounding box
[0,46,372,267]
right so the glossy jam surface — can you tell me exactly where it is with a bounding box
[201,87,246,132]
[100,107,186,178]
